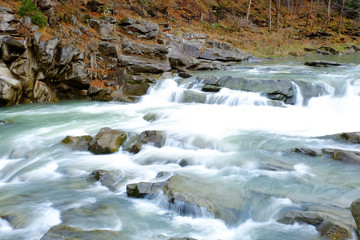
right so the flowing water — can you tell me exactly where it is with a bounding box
[1,55,360,240]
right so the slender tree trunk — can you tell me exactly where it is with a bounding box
[338,0,346,32]
[306,0,313,26]
[246,0,252,26]
[268,0,272,31]
[276,0,280,30]
[326,0,331,28]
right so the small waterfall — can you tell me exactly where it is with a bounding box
[205,88,271,106]
[292,82,304,106]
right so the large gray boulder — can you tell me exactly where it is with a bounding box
[127,174,243,225]
[199,40,250,62]
[98,41,120,59]
[58,61,90,89]
[118,55,171,74]
[323,148,360,165]
[34,37,59,66]
[40,225,125,240]
[88,127,127,154]
[119,18,159,40]
[1,36,27,62]
[122,39,168,60]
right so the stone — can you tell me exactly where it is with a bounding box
[91,169,124,190]
[40,225,124,240]
[130,130,166,153]
[55,45,76,66]
[182,90,207,103]
[0,7,18,33]
[0,75,22,106]
[58,61,90,89]
[1,36,27,62]
[119,18,159,40]
[86,0,105,12]
[61,135,93,150]
[88,127,127,154]
[304,61,343,67]
[199,40,249,62]
[118,55,171,74]
[294,148,323,157]
[178,71,192,78]
[339,132,360,144]
[323,148,360,165]
[98,41,120,58]
[122,39,168,60]
[279,210,353,240]
[34,37,59,66]
[350,198,360,235]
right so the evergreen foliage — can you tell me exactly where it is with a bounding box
[19,0,47,28]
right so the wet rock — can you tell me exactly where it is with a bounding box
[304,61,343,67]
[143,112,161,122]
[119,18,159,40]
[279,210,353,240]
[127,174,242,225]
[40,225,124,240]
[91,169,124,190]
[339,132,360,144]
[0,75,22,106]
[61,135,93,150]
[350,198,360,235]
[178,70,192,79]
[130,130,166,153]
[182,90,207,103]
[0,119,13,125]
[323,148,360,165]
[88,127,127,154]
[122,39,168,60]
[201,84,221,92]
[178,159,189,167]
[294,148,323,157]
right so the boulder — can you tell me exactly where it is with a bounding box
[319,46,340,55]
[58,61,90,89]
[40,225,124,240]
[350,198,360,235]
[91,169,124,190]
[323,148,360,165]
[304,61,343,67]
[55,45,76,66]
[199,40,249,62]
[88,127,127,154]
[37,0,56,10]
[339,132,360,144]
[86,0,105,12]
[168,51,198,70]
[182,90,207,103]
[32,80,57,102]
[0,7,18,33]
[1,36,27,62]
[118,55,171,74]
[130,130,166,153]
[279,210,353,240]
[122,39,168,60]
[61,135,93,150]
[34,37,59,66]
[119,18,159,40]
[0,75,22,106]
[127,174,243,225]
[98,41,120,59]
[294,148,323,157]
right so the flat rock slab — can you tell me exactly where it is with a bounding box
[304,61,343,67]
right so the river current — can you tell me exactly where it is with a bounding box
[1,54,360,240]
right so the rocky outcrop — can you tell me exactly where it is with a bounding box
[279,210,353,240]
[40,225,125,240]
[88,127,127,154]
[119,17,159,40]
[0,7,19,33]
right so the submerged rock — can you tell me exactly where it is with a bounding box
[350,198,360,235]
[40,225,124,240]
[279,210,353,240]
[323,148,360,165]
[91,169,125,190]
[88,127,127,154]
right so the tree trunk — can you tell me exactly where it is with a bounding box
[276,0,280,30]
[269,0,272,31]
[246,0,252,26]
[306,0,313,26]
[338,0,346,32]
[326,0,331,28]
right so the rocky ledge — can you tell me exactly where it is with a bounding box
[0,2,253,107]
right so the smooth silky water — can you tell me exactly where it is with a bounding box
[1,55,360,240]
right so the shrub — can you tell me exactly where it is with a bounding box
[19,0,47,28]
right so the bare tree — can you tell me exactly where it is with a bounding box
[246,0,252,26]
[326,0,331,28]
[306,0,313,26]
[276,0,280,30]
[269,0,272,31]
[338,0,346,32]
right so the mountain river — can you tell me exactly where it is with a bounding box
[1,54,360,240]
